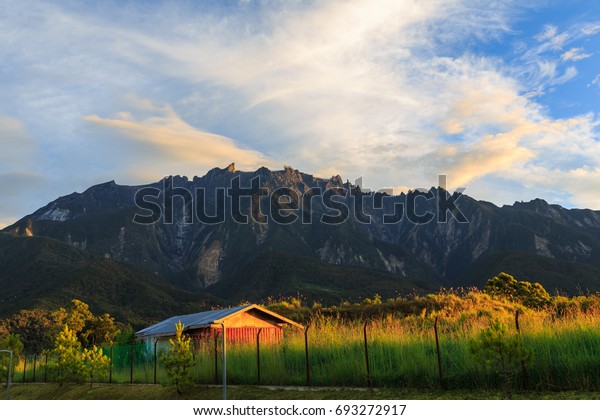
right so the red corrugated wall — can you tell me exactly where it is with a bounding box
[189,326,282,344]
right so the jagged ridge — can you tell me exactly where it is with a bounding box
[4,164,600,295]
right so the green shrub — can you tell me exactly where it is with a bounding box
[484,272,550,308]
[160,321,194,393]
[469,318,529,396]
[82,346,110,386]
[51,325,86,385]
[0,333,23,380]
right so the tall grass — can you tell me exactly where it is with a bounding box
[13,291,600,392]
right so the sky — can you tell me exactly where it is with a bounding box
[1,0,599,227]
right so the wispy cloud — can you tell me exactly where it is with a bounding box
[428,71,598,192]
[561,47,592,62]
[513,17,599,95]
[82,100,276,181]
[582,22,600,35]
[0,115,37,167]
[0,0,599,221]
[535,24,558,41]
[0,115,47,226]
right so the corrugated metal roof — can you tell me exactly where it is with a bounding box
[135,305,251,339]
[134,304,302,339]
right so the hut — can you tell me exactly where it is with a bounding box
[134,304,302,346]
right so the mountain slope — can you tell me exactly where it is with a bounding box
[463,251,600,294]
[0,233,225,327]
[4,164,600,296]
[209,250,439,303]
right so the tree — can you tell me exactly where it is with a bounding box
[160,321,194,393]
[81,313,120,346]
[0,321,8,339]
[363,294,382,305]
[82,346,110,387]
[4,308,57,353]
[0,333,24,381]
[53,299,93,336]
[52,325,86,385]
[3,300,109,354]
[470,318,529,397]
[484,272,550,308]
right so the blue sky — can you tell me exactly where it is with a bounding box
[0,0,599,227]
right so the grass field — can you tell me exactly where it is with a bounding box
[9,291,600,396]
[3,384,599,400]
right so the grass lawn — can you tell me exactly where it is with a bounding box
[3,384,599,400]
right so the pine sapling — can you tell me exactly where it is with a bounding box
[160,321,194,394]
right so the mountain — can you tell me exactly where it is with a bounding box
[4,164,600,308]
[0,233,225,328]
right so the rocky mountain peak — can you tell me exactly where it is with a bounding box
[4,165,600,296]
[203,164,240,182]
[513,198,549,209]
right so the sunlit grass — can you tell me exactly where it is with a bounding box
[13,291,600,392]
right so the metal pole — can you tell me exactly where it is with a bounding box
[32,353,37,383]
[1,350,13,400]
[214,332,219,385]
[220,323,227,400]
[8,351,12,400]
[130,341,134,384]
[109,345,113,384]
[363,321,372,388]
[153,338,158,385]
[515,310,529,390]
[304,325,310,386]
[44,353,48,383]
[256,329,262,385]
[434,316,443,389]
[22,356,27,383]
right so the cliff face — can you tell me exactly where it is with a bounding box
[5,164,600,294]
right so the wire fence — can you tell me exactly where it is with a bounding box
[4,312,600,392]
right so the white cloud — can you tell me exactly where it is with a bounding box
[82,100,277,181]
[533,25,568,51]
[0,0,599,223]
[535,25,558,41]
[551,66,578,85]
[515,18,600,95]
[581,23,600,35]
[561,47,592,62]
